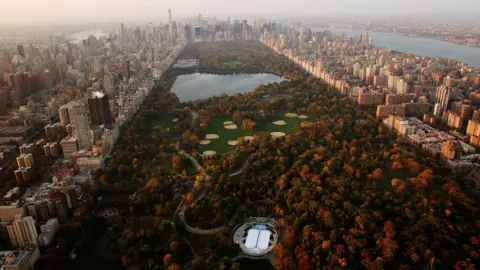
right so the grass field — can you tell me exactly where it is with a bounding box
[197,112,307,154]
[259,94,293,101]
[223,60,241,68]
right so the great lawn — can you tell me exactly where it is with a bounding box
[197,112,307,154]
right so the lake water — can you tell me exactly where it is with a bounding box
[68,29,108,43]
[314,28,480,67]
[170,73,286,102]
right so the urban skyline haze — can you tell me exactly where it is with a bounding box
[1,0,480,25]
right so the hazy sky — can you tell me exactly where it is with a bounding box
[2,0,480,25]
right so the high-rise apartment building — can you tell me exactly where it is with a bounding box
[70,102,92,151]
[60,134,78,159]
[58,105,70,127]
[396,79,408,95]
[435,85,451,113]
[433,103,442,117]
[387,74,398,92]
[88,92,112,126]
[440,140,463,161]
[7,216,38,247]
[16,154,34,168]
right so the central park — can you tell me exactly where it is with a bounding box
[46,40,479,270]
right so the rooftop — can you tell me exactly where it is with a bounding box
[233,217,279,257]
[92,91,105,98]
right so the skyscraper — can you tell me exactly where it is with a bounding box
[134,27,141,41]
[44,69,53,89]
[17,45,25,58]
[7,216,38,247]
[168,9,174,43]
[364,32,369,45]
[121,23,125,42]
[88,92,112,126]
[242,20,248,39]
[0,91,7,116]
[103,73,115,96]
[16,72,31,99]
[70,101,92,150]
[146,22,153,43]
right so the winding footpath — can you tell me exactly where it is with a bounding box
[174,141,248,235]
[229,159,249,177]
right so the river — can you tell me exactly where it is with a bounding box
[313,28,480,68]
[170,73,286,102]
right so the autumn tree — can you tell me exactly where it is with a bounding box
[232,111,243,125]
[163,253,172,265]
[241,119,256,130]
[172,155,182,171]
[371,168,385,180]
[391,161,403,170]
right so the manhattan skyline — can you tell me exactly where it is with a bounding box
[2,0,480,25]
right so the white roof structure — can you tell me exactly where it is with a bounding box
[241,227,273,254]
[233,217,279,257]
[257,230,271,250]
[245,229,260,249]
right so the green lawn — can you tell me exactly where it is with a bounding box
[223,60,241,68]
[197,112,307,154]
[259,94,293,101]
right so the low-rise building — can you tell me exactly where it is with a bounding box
[76,155,104,169]
[0,202,25,222]
[0,245,40,270]
[407,131,455,146]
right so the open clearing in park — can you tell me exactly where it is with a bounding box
[223,60,241,68]
[259,93,293,101]
[197,112,306,154]
[150,115,176,128]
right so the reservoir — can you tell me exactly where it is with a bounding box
[314,28,480,68]
[68,29,108,43]
[170,73,286,102]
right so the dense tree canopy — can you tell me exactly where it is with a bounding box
[49,41,479,270]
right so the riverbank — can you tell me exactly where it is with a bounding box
[313,27,480,67]
[317,26,480,48]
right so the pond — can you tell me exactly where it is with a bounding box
[68,29,108,43]
[170,73,286,102]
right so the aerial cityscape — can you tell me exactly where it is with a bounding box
[0,0,480,269]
